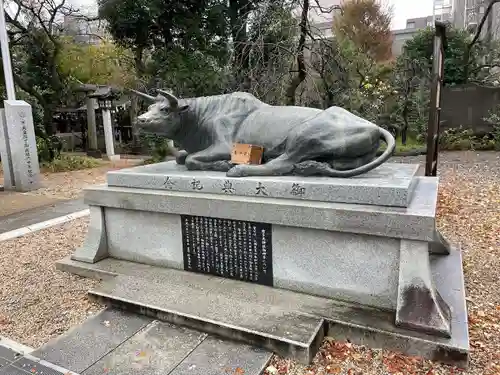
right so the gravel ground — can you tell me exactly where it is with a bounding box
[0,158,141,200]
[266,151,500,375]
[0,151,498,374]
[0,218,101,348]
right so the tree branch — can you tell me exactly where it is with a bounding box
[463,0,500,81]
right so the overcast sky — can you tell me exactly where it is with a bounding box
[74,0,435,30]
[388,0,434,29]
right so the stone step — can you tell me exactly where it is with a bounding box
[89,274,326,365]
[32,308,272,375]
[58,254,469,368]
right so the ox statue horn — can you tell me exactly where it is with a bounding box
[129,89,155,102]
[157,89,179,108]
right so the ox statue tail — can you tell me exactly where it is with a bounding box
[323,127,396,178]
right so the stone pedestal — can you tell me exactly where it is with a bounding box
[65,161,469,365]
[0,101,40,192]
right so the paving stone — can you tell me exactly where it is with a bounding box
[12,357,64,375]
[83,320,206,375]
[0,198,87,234]
[170,337,272,375]
[66,256,469,367]
[0,358,10,369]
[0,345,21,362]
[89,274,325,364]
[32,309,152,373]
[0,365,30,375]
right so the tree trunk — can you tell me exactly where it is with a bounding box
[230,0,251,90]
[42,105,56,136]
[130,46,146,146]
[285,0,309,105]
[401,100,409,145]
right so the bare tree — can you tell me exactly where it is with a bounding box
[4,0,84,133]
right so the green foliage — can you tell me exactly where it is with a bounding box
[147,48,227,98]
[245,1,297,103]
[40,155,103,173]
[399,26,478,85]
[98,0,229,58]
[483,105,500,150]
[36,135,63,163]
[140,134,174,164]
[58,38,137,87]
[439,126,499,151]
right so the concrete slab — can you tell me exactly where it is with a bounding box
[0,345,22,362]
[0,364,32,374]
[57,255,469,367]
[170,337,271,375]
[106,161,420,207]
[32,309,152,373]
[0,192,61,218]
[0,198,87,234]
[0,341,73,375]
[89,274,325,365]
[83,321,206,375]
[11,357,65,375]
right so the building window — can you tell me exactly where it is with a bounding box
[407,22,416,29]
[479,6,485,14]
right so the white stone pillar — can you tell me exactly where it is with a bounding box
[3,101,40,191]
[102,108,119,161]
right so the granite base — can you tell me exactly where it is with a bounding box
[64,166,468,365]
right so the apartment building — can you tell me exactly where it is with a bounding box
[453,0,500,38]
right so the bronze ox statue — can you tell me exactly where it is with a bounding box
[131,89,396,178]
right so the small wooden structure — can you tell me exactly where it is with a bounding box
[425,22,447,177]
[231,143,264,165]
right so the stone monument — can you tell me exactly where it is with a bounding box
[0,101,40,191]
[60,90,469,367]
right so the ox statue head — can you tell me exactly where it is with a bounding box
[131,89,189,138]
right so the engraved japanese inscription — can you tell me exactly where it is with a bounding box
[181,215,273,286]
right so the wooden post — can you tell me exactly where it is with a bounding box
[425,22,447,177]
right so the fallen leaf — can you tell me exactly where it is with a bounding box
[327,366,341,374]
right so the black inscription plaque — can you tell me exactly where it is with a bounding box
[181,215,273,286]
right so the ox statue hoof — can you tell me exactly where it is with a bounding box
[227,165,250,177]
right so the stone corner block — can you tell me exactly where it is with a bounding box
[71,205,108,263]
[396,240,451,338]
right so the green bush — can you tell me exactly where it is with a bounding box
[439,126,499,151]
[483,106,500,151]
[140,134,174,165]
[36,135,63,163]
[40,155,103,173]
